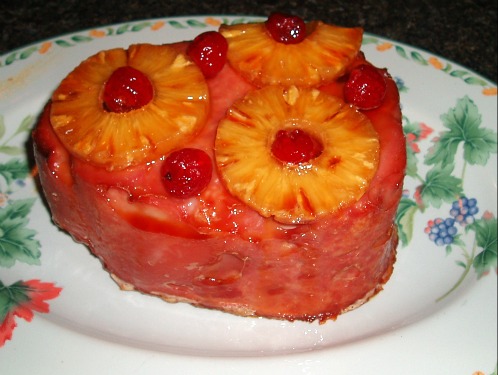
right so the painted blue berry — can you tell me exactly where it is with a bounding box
[450,197,479,226]
[425,217,458,246]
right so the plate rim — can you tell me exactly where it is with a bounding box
[0,14,496,374]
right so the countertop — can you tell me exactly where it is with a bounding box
[1,0,496,83]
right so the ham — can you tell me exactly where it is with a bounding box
[33,49,405,323]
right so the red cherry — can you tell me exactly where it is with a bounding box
[265,12,306,44]
[162,148,213,198]
[102,66,154,113]
[187,31,228,78]
[344,64,387,110]
[271,129,323,164]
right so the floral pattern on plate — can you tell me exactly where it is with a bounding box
[396,95,497,302]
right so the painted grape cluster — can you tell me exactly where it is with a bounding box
[425,217,458,246]
[425,196,479,247]
[450,196,479,226]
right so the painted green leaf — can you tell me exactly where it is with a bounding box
[395,46,408,59]
[362,36,379,45]
[403,119,423,177]
[131,22,152,32]
[17,115,34,134]
[0,159,29,186]
[445,244,453,256]
[446,96,496,165]
[410,51,428,65]
[55,40,73,48]
[0,280,31,321]
[227,17,263,25]
[471,218,497,278]
[464,76,488,86]
[405,144,418,177]
[0,285,10,320]
[441,63,453,73]
[425,96,497,167]
[116,24,131,34]
[449,70,468,78]
[5,52,18,65]
[19,47,38,60]
[463,128,497,165]
[71,35,92,43]
[168,20,187,29]
[403,117,420,136]
[396,198,418,246]
[420,164,463,208]
[0,198,41,268]
[0,114,34,152]
[186,19,207,28]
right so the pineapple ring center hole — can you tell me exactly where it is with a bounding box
[271,127,323,164]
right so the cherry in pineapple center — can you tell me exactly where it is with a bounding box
[102,66,154,113]
[271,128,323,164]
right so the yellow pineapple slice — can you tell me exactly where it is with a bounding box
[50,44,209,171]
[215,86,379,224]
[219,21,362,87]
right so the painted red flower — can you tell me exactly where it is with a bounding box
[0,279,62,347]
[414,185,424,209]
[406,133,421,153]
[482,210,495,220]
[418,122,433,140]
[406,123,434,154]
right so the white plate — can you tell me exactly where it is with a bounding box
[0,16,496,374]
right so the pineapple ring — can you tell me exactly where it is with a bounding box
[219,21,362,87]
[50,44,210,171]
[215,85,380,224]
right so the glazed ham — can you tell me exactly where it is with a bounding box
[32,16,406,322]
